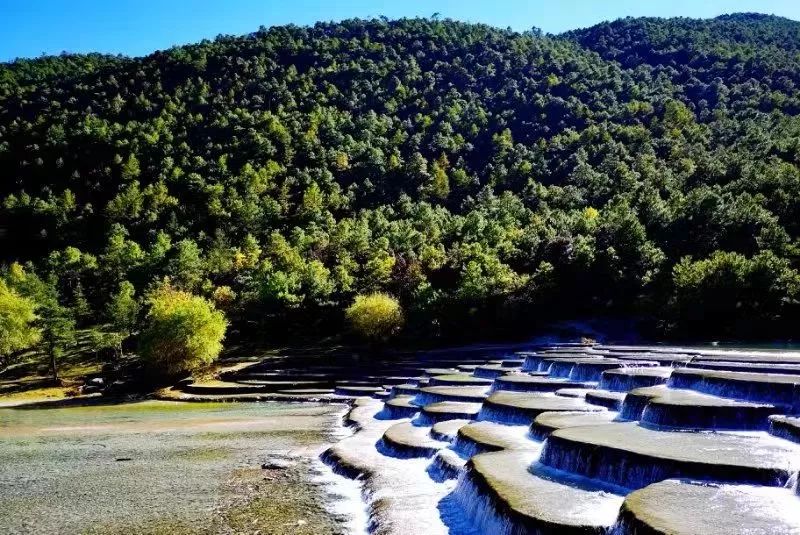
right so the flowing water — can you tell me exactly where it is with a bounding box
[6,341,800,534]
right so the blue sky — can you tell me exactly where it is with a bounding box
[2,0,800,62]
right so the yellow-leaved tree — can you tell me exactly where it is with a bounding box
[0,279,41,364]
[139,284,227,377]
[345,293,404,342]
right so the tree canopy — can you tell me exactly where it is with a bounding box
[0,279,40,359]
[346,293,404,342]
[2,14,800,340]
[139,284,227,376]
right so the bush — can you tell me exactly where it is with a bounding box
[345,293,404,342]
[139,285,227,376]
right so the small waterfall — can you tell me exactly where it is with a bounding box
[521,355,538,372]
[473,367,507,379]
[548,361,576,379]
[528,422,551,442]
[608,510,638,535]
[785,471,798,492]
[451,466,518,535]
[640,403,772,431]
[538,436,672,489]
[375,437,440,459]
[451,436,484,459]
[668,372,798,406]
[320,447,365,481]
[450,433,503,459]
[414,390,483,406]
[618,394,648,421]
[415,411,438,426]
[311,457,370,535]
[539,433,791,489]
[599,372,669,392]
[413,391,442,406]
[537,361,554,373]
[375,403,418,420]
[521,354,556,372]
[477,404,534,426]
[427,451,463,482]
[568,363,606,382]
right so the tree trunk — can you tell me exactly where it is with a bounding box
[49,344,59,384]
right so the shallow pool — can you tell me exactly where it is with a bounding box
[0,400,357,534]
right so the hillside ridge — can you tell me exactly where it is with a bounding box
[2,14,800,341]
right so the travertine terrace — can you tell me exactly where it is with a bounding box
[173,344,800,534]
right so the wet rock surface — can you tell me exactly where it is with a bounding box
[141,343,800,534]
[615,479,800,535]
[312,343,800,534]
[0,401,355,535]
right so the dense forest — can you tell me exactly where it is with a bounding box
[3,13,800,349]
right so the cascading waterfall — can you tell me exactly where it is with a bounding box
[451,466,518,535]
[668,372,798,406]
[537,361,555,373]
[520,355,536,372]
[476,404,532,425]
[473,367,507,379]
[569,363,606,382]
[520,353,560,373]
[426,450,462,482]
[547,361,576,378]
[599,372,669,392]
[312,457,370,535]
[539,433,791,489]
[640,402,773,431]
[375,404,418,420]
[618,394,647,421]
[414,390,485,405]
[451,434,499,459]
[538,435,693,490]
[320,345,800,535]
[786,471,798,492]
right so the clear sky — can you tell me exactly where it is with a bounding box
[2,0,800,62]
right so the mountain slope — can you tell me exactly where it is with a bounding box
[1,15,800,340]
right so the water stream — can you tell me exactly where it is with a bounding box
[319,344,800,534]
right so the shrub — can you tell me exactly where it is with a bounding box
[139,285,227,376]
[345,293,404,342]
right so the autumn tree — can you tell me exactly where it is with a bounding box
[0,279,40,367]
[345,293,404,342]
[139,284,227,377]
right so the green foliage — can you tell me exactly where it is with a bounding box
[107,281,140,335]
[345,293,404,341]
[670,251,800,336]
[139,284,227,376]
[37,277,77,381]
[3,15,800,340]
[0,279,40,358]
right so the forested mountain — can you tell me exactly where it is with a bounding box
[2,14,800,341]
